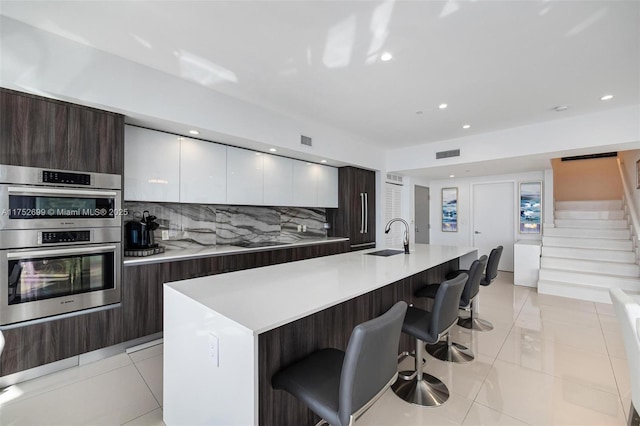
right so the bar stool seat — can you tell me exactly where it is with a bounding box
[272,301,408,426]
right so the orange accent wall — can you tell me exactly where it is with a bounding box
[552,157,622,201]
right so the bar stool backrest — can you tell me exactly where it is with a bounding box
[338,300,407,426]
[429,274,467,339]
[481,245,503,285]
[461,255,488,307]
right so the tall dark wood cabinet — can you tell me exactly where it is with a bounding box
[0,88,124,174]
[327,167,376,250]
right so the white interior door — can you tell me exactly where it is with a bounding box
[414,185,430,244]
[472,182,514,271]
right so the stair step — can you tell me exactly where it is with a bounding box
[537,280,621,304]
[543,227,631,240]
[554,219,628,229]
[556,200,623,211]
[540,257,639,277]
[555,210,624,220]
[543,236,633,251]
[542,246,637,263]
[539,268,640,289]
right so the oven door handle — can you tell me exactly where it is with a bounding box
[8,186,118,198]
[7,244,118,259]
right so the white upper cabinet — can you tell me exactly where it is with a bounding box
[124,125,180,202]
[226,146,264,205]
[317,165,339,208]
[180,137,227,204]
[292,160,339,207]
[263,154,293,206]
[292,160,318,207]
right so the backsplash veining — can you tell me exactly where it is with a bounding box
[124,202,327,249]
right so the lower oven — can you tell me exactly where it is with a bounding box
[0,228,121,326]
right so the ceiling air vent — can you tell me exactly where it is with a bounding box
[561,152,617,161]
[436,149,460,159]
[386,173,404,185]
[300,135,312,147]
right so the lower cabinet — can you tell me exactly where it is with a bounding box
[0,241,349,376]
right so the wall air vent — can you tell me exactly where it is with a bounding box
[300,135,313,147]
[436,149,460,159]
[561,152,617,161]
[386,173,404,185]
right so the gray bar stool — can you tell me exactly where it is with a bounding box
[415,255,487,363]
[272,301,407,426]
[392,273,467,407]
[448,245,503,332]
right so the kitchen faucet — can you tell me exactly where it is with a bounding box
[385,218,410,254]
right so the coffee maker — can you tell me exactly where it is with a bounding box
[125,211,160,249]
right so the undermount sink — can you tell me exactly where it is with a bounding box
[366,249,405,257]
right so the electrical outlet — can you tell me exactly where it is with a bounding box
[162,230,169,240]
[208,333,219,367]
[302,225,307,232]
[297,224,302,232]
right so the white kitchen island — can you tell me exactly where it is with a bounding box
[163,244,476,426]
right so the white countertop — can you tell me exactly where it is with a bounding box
[123,237,349,266]
[165,244,476,335]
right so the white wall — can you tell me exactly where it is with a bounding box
[0,16,385,172]
[428,171,545,250]
[386,105,640,174]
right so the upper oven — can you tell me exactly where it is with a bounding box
[0,165,122,230]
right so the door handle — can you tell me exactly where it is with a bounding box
[475,231,481,234]
[360,193,365,234]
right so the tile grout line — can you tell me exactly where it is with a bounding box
[129,354,163,409]
[597,305,629,422]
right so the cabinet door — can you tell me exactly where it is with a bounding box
[0,89,68,169]
[263,154,293,206]
[68,106,124,174]
[124,126,180,202]
[360,168,376,243]
[292,160,317,207]
[180,138,226,203]
[226,146,263,205]
[317,165,338,208]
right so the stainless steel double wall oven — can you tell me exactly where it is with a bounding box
[0,165,123,326]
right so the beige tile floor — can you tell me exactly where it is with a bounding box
[0,272,633,425]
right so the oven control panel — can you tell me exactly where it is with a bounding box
[42,170,91,186]
[39,230,92,244]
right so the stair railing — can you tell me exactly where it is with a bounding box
[617,158,640,255]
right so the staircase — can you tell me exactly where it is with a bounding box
[538,200,640,303]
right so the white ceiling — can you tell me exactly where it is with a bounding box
[1,0,639,176]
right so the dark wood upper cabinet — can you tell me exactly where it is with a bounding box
[327,166,376,250]
[0,89,68,169]
[68,106,124,174]
[0,88,124,174]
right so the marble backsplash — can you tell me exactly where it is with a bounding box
[124,202,327,249]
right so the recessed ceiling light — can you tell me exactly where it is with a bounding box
[439,103,448,109]
[255,152,262,156]
[380,52,393,61]
[462,124,470,129]
[553,105,569,112]
[449,174,455,178]
[269,148,277,152]
[189,129,200,135]
[600,94,614,101]
[320,160,327,163]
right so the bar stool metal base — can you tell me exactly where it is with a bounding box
[426,338,474,363]
[392,371,449,407]
[457,316,494,332]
